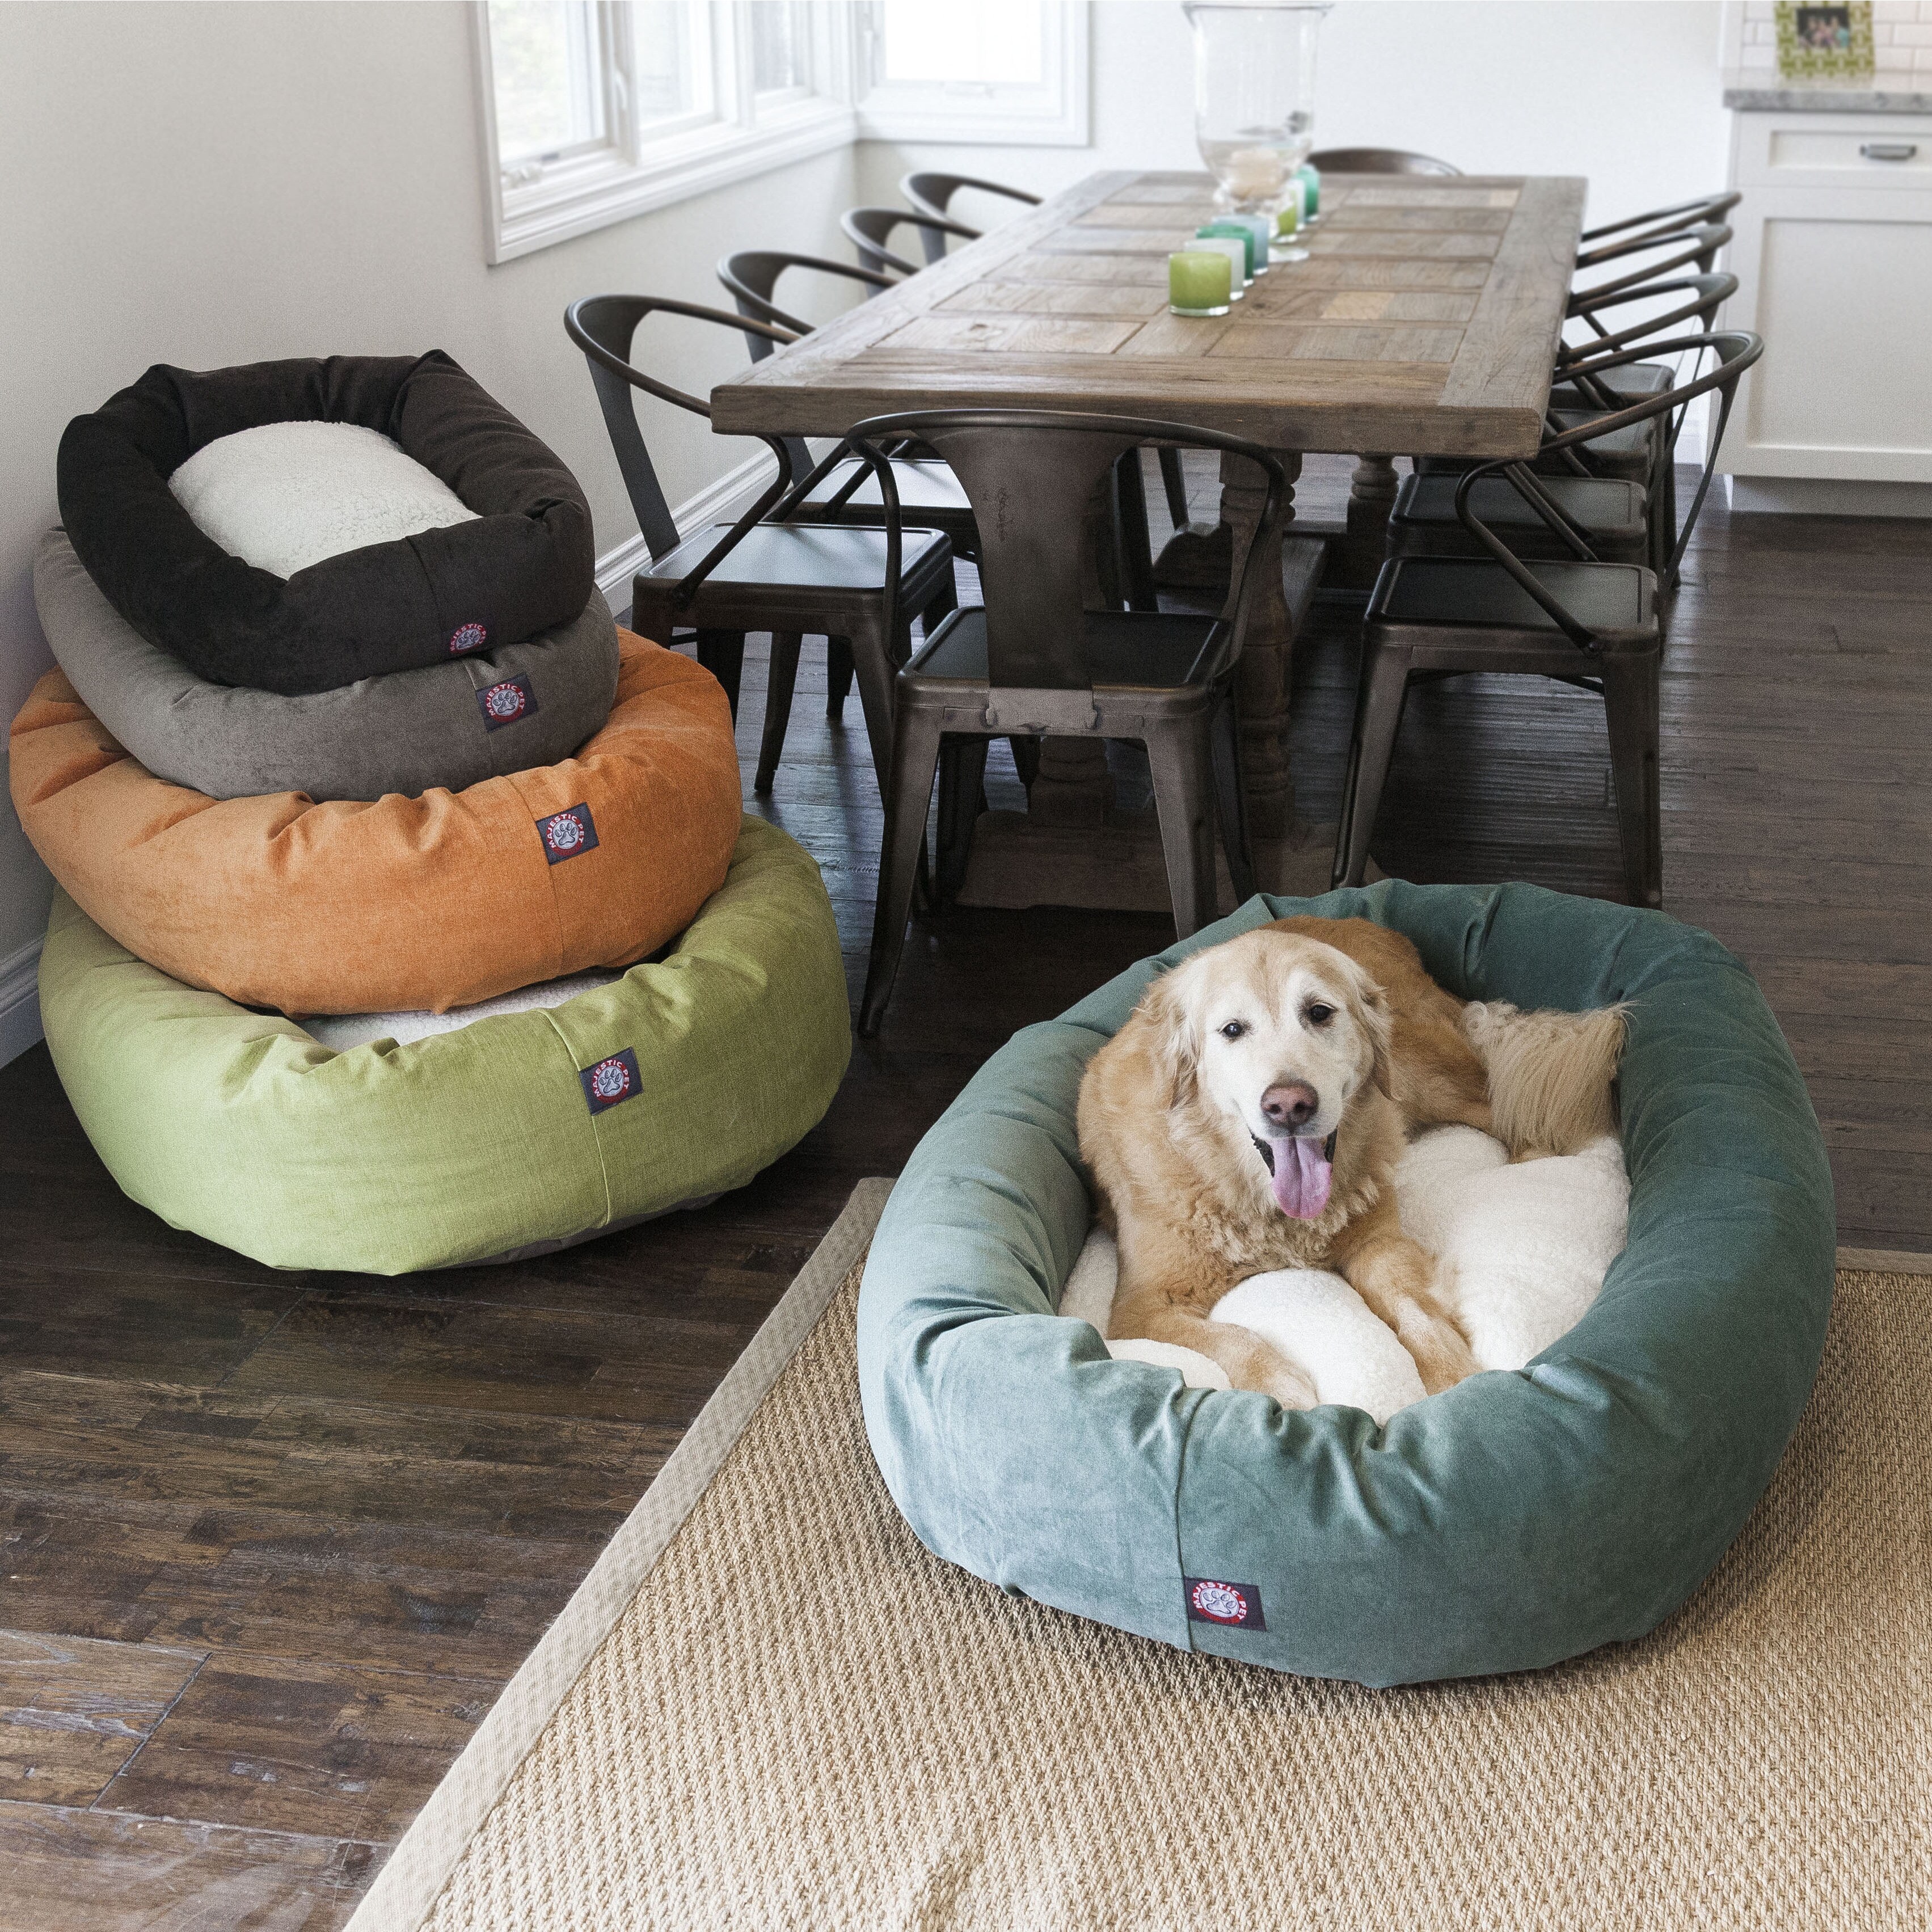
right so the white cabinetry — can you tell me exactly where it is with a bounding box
[1723,109,1932,497]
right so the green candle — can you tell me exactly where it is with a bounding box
[1196,220,1257,280]
[1168,248,1233,317]
[1277,179,1304,235]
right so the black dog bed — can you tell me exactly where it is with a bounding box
[57,353,594,697]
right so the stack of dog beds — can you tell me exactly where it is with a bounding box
[13,354,849,1272]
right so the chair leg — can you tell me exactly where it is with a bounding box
[1009,736,1042,787]
[1145,714,1220,940]
[936,735,990,907]
[1115,450,1159,613]
[845,617,900,798]
[754,631,803,794]
[860,706,947,1037]
[826,636,855,717]
[1601,650,1664,909]
[921,567,957,640]
[1158,445,1192,529]
[1210,686,1255,905]
[694,630,745,722]
[1332,635,1414,889]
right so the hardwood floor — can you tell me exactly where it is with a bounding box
[1,456,1927,1927]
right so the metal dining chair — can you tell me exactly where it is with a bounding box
[901,171,1041,260]
[564,294,957,796]
[715,249,981,563]
[841,206,978,281]
[1306,147,1461,175]
[1334,331,1763,910]
[1581,192,1741,253]
[848,408,1288,1036]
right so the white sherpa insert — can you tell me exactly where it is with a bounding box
[1060,1127,1629,1424]
[168,421,478,579]
[304,970,623,1051]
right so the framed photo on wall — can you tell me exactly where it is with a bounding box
[1774,3,1876,82]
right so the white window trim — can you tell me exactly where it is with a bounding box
[474,2,859,265]
[852,0,1089,148]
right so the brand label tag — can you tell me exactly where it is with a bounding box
[477,674,537,729]
[536,802,599,864]
[580,1048,640,1114]
[1183,1577,1266,1630]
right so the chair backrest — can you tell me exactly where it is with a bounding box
[715,250,896,359]
[563,293,795,564]
[1306,146,1461,176]
[901,172,1042,260]
[841,206,979,280]
[1458,331,1764,646]
[1562,271,1736,361]
[1581,191,1741,247]
[1573,223,1732,307]
[784,408,1286,691]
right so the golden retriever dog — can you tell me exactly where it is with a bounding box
[1077,919,1625,1407]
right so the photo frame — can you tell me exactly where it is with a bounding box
[1774,3,1876,82]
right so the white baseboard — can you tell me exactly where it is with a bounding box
[1724,475,1932,520]
[598,446,819,614]
[0,937,44,1069]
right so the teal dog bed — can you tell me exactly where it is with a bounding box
[39,815,850,1274]
[858,883,1834,1686]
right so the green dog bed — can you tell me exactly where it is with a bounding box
[858,882,1834,1686]
[39,815,850,1274]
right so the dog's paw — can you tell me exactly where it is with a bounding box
[1251,1356,1319,1411]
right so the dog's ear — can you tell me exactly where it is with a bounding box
[1141,965,1203,1113]
[1351,968,1396,1099]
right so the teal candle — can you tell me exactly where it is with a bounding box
[1232,212,1275,274]
[1167,247,1233,317]
[1196,220,1257,280]
[1297,160,1321,214]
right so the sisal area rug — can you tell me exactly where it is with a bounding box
[351,1184,1932,1930]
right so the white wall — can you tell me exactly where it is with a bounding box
[0,0,1732,1060]
[860,1,1731,250]
[0,0,860,1037]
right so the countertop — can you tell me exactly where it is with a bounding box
[1723,71,1932,113]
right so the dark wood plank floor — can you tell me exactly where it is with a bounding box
[2,457,1927,1927]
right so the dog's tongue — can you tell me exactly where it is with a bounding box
[1267,1134,1332,1220]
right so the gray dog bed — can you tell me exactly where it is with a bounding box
[34,529,619,802]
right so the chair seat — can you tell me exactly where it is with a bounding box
[906,607,1225,691]
[1548,361,1672,410]
[1370,556,1658,642]
[1390,473,1648,543]
[800,458,974,518]
[638,520,950,593]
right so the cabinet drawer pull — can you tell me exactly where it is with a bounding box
[1860,142,1918,161]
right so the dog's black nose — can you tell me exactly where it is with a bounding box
[1261,1082,1318,1128]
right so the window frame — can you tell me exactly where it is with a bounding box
[474,1,859,265]
[852,0,1090,147]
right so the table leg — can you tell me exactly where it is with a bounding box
[1340,453,1401,589]
[1220,446,1302,843]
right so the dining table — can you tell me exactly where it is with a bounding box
[710,167,1587,896]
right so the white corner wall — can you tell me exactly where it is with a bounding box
[860,1,1731,251]
[0,0,861,1061]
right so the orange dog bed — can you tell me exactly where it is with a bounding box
[11,632,741,1015]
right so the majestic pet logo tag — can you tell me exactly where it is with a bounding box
[449,621,489,655]
[1184,1577,1266,1630]
[535,803,600,864]
[579,1048,640,1115]
[476,675,536,729]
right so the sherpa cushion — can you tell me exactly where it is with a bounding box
[34,529,618,803]
[858,882,1836,1686]
[10,633,740,1016]
[57,352,594,695]
[35,816,851,1273]
[168,421,478,579]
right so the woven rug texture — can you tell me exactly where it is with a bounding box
[419,1264,1932,1930]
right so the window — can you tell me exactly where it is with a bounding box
[475,1,858,263]
[854,0,1089,146]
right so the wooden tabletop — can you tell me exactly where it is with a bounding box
[711,170,1587,460]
